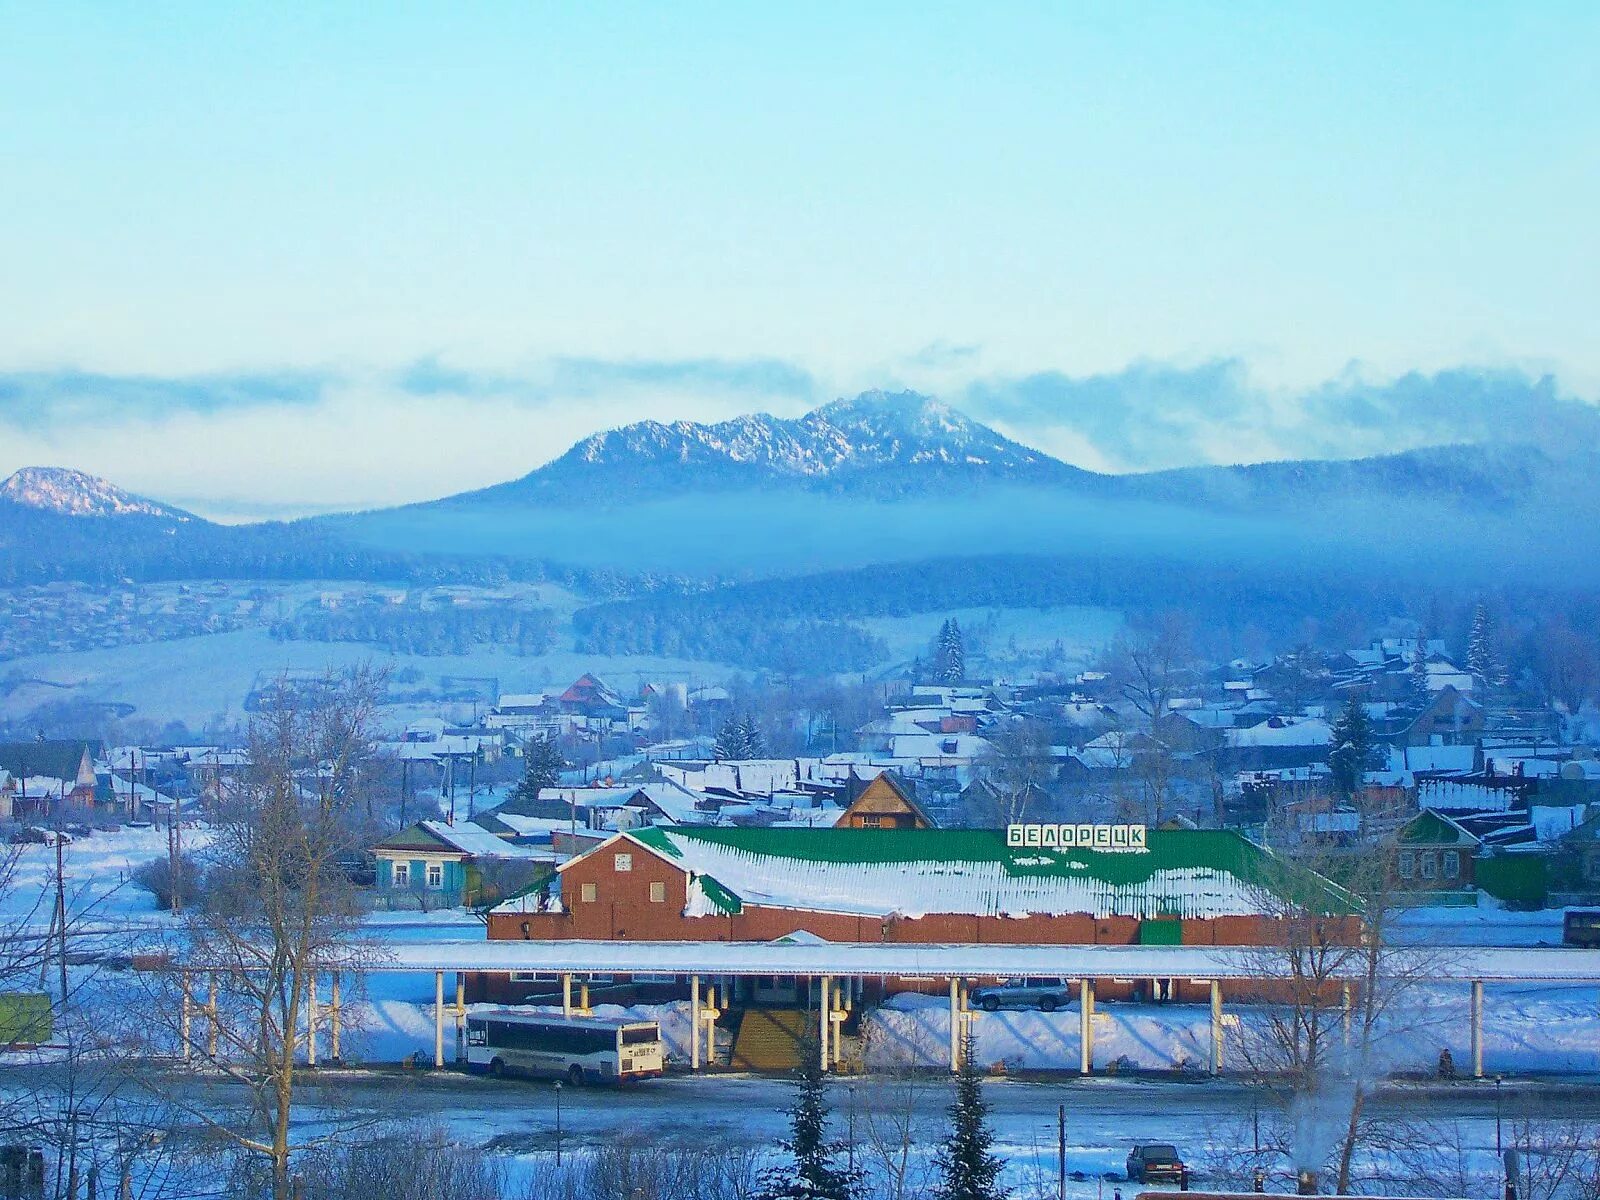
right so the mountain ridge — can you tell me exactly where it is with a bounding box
[0,467,195,521]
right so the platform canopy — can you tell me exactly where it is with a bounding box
[354,939,1600,982]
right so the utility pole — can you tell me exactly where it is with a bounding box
[1058,1104,1067,1200]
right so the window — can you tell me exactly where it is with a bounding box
[1586,854,1600,883]
[580,882,597,903]
[860,814,882,828]
[1397,851,1415,880]
[1420,853,1437,880]
[391,862,410,887]
[1443,851,1461,880]
[649,881,666,903]
[426,862,444,889]
[614,852,633,872]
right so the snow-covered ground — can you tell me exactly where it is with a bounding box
[863,985,1600,1076]
[0,625,741,728]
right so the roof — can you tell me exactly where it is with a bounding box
[600,826,1357,920]
[0,741,93,784]
[330,939,1600,983]
[375,820,553,861]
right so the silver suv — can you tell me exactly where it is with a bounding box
[969,978,1075,1013]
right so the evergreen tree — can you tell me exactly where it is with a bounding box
[755,1059,861,1200]
[935,1032,1008,1200]
[504,734,565,813]
[739,713,766,758]
[934,618,967,684]
[715,714,755,761]
[1467,604,1495,683]
[1328,693,1375,801]
[1408,642,1431,708]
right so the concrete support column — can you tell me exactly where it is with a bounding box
[562,973,572,1019]
[455,973,467,1062]
[949,978,961,1073]
[180,973,192,1063]
[206,976,219,1059]
[580,983,590,1013]
[1471,979,1485,1079]
[1079,978,1094,1076]
[433,970,445,1069]
[820,975,832,1071]
[1209,980,1223,1076]
[330,972,342,1062]
[690,975,702,1071]
[307,976,318,1067]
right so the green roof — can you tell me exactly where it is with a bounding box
[626,826,1359,919]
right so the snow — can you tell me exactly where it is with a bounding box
[864,983,1600,1076]
[0,625,743,727]
[631,829,1271,920]
[0,466,187,519]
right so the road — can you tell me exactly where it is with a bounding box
[18,1064,1574,1161]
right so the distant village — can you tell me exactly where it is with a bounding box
[4,605,1598,915]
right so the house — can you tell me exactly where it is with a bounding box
[0,740,100,818]
[372,820,556,908]
[834,772,934,830]
[1401,685,1485,747]
[1393,810,1478,893]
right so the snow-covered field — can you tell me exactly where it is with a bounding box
[0,626,741,728]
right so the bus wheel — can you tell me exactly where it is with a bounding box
[567,1064,585,1087]
[488,1058,506,1078]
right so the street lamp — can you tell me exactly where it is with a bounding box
[554,1079,564,1168]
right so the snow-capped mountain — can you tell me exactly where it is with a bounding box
[469,390,1088,503]
[0,467,191,520]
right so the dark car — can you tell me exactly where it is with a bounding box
[1127,1143,1185,1184]
[1564,909,1600,948]
[969,978,1075,1013]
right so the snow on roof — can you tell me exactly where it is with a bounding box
[1227,718,1332,748]
[417,820,551,860]
[610,827,1353,921]
[1395,744,1477,774]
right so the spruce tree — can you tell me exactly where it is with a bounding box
[756,1058,861,1200]
[740,713,766,758]
[715,714,760,761]
[934,618,967,684]
[504,734,565,813]
[935,1032,1008,1200]
[1408,642,1431,708]
[1467,604,1494,682]
[1328,693,1374,801]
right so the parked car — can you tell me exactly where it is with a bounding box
[1126,1144,1185,1184]
[1564,909,1600,948]
[969,978,1074,1013]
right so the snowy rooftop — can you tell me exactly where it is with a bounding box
[600,826,1354,921]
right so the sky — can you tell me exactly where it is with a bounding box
[1,3,1597,519]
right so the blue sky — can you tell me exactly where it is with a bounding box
[1,3,1596,517]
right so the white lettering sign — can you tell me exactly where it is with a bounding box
[1006,823,1148,852]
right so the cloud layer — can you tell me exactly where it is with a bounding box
[0,356,1593,520]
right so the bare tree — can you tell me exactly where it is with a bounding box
[127,667,389,1200]
[1107,613,1194,821]
[1241,795,1452,1195]
[972,718,1054,826]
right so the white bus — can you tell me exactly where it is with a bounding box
[465,1011,665,1084]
